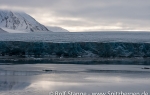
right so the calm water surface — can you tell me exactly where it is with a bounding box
[0,63,150,95]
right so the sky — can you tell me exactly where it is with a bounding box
[0,0,150,32]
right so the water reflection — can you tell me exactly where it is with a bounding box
[0,81,30,91]
[0,70,41,76]
[0,64,150,95]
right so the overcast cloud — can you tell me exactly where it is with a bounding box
[0,0,150,32]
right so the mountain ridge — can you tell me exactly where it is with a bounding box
[0,10,49,32]
[0,9,70,33]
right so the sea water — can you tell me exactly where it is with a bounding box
[0,63,150,95]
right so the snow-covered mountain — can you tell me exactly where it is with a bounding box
[0,28,7,33]
[0,10,49,33]
[47,26,69,32]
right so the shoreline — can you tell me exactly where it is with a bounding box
[0,57,150,65]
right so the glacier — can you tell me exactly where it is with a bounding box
[0,32,150,58]
[0,41,150,58]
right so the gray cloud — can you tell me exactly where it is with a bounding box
[0,0,150,31]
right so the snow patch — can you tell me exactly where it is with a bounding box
[1,27,28,33]
[0,28,7,33]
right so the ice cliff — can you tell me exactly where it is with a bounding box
[0,41,150,58]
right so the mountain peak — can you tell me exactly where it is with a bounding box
[0,9,49,32]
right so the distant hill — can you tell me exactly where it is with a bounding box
[47,26,69,32]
